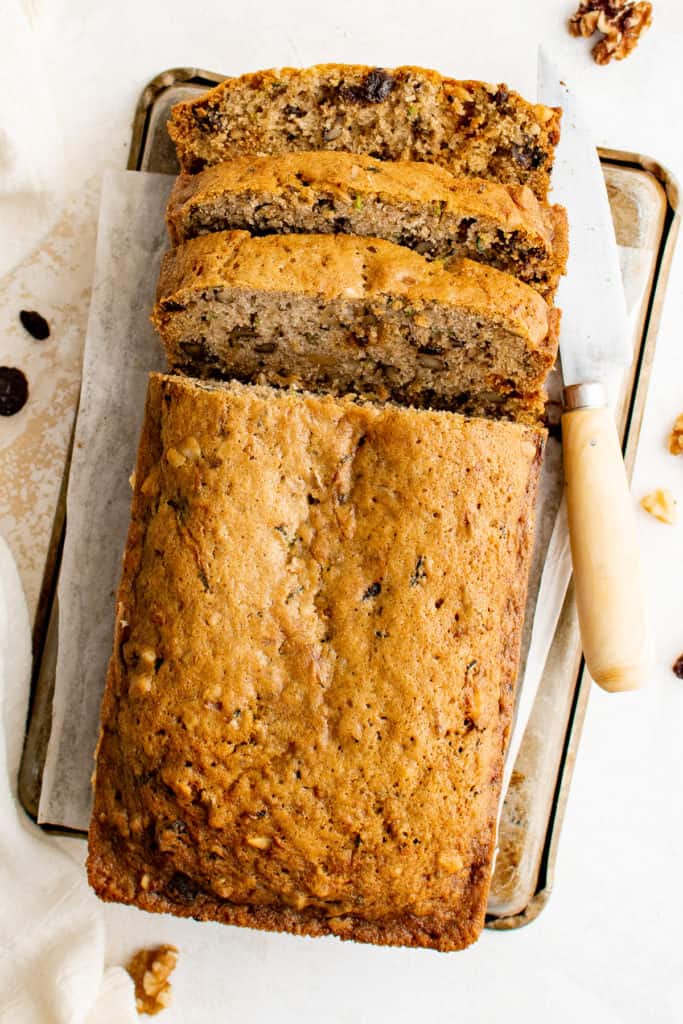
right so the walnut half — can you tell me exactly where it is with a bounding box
[569,0,653,64]
[127,945,179,1016]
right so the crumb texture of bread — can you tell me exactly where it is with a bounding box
[151,231,559,417]
[166,152,568,300]
[167,64,560,199]
[87,374,545,952]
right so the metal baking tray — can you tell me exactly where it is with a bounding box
[19,68,681,931]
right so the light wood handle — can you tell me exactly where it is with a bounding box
[562,405,648,692]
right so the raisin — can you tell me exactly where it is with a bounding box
[193,106,223,132]
[341,68,395,104]
[362,582,382,600]
[511,142,548,170]
[19,310,50,340]
[458,100,477,129]
[167,871,199,903]
[162,299,185,312]
[284,104,306,117]
[0,367,28,416]
[456,217,475,244]
[492,85,510,108]
[673,655,683,679]
[418,344,445,356]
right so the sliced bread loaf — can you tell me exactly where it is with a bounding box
[168,65,561,199]
[167,153,568,301]
[151,231,559,420]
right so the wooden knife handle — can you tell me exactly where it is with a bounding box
[562,396,648,692]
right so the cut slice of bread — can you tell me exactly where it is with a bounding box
[151,231,559,421]
[168,65,561,200]
[167,153,568,301]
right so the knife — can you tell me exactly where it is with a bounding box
[538,48,648,692]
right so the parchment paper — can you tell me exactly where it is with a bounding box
[37,169,639,830]
[39,171,171,827]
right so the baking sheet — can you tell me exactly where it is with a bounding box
[18,66,677,926]
[35,168,591,829]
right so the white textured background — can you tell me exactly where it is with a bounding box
[2,1,683,1021]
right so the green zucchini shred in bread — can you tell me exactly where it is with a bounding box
[166,152,568,301]
[87,374,545,951]
[168,64,561,200]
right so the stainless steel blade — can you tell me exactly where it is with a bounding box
[538,47,630,386]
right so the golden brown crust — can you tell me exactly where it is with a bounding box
[165,153,567,300]
[88,374,545,952]
[167,64,561,199]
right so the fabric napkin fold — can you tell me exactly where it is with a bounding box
[0,537,137,1024]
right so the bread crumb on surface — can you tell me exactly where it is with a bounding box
[126,945,178,1016]
[639,488,677,525]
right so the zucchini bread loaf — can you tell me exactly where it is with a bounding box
[167,152,568,300]
[88,373,545,951]
[168,64,561,199]
[152,231,559,420]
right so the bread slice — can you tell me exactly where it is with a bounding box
[151,231,559,420]
[168,64,561,199]
[167,153,568,301]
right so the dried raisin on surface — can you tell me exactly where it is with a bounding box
[19,309,50,340]
[0,367,29,416]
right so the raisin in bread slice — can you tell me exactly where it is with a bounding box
[167,153,568,301]
[168,64,561,200]
[151,231,559,421]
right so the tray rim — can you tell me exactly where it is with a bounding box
[19,67,682,926]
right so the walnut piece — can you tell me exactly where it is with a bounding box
[569,0,653,64]
[668,413,683,456]
[127,945,179,1016]
[640,488,677,524]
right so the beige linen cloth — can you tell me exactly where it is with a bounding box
[0,3,137,1021]
[0,539,137,1022]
